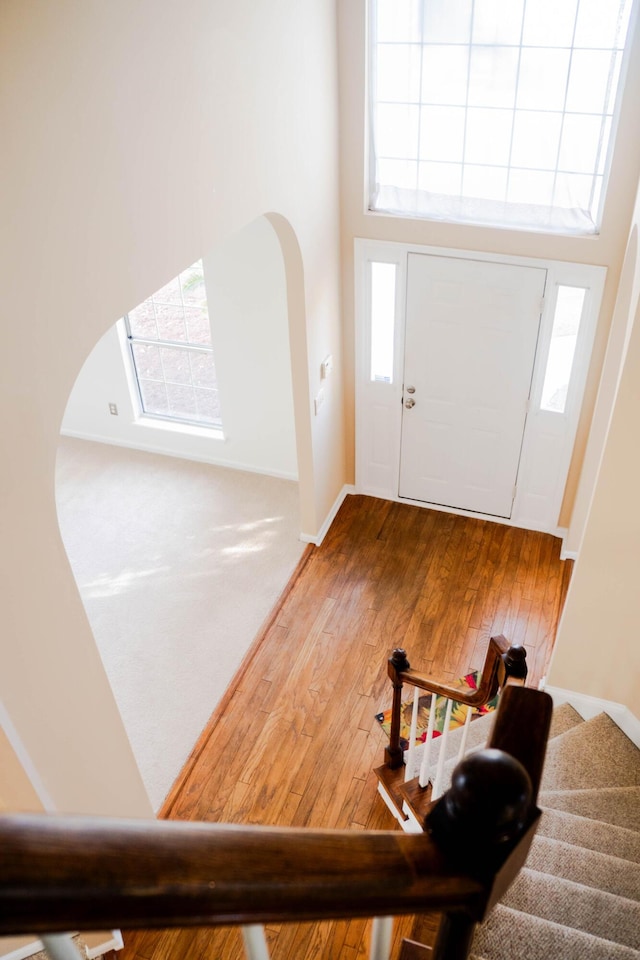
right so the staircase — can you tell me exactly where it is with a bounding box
[403,702,640,959]
[3,688,638,960]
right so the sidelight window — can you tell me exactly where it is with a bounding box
[370,261,397,382]
[540,285,587,413]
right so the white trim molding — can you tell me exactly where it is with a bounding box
[0,698,55,812]
[557,527,579,561]
[354,238,606,538]
[0,942,46,960]
[559,547,579,561]
[83,932,124,959]
[60,429,298,482]
[0,932,123,960]
[543,685,640,749]
[300,485,356,546]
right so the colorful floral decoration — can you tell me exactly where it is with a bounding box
[375,670,499,750]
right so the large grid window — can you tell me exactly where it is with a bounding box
[369,0,635,234]
[124,260,221,428]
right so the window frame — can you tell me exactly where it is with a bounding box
[366,0,638,235]
[354,237,606,533]
[122,262,222,432]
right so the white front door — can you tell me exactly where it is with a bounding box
[399,254,546,518]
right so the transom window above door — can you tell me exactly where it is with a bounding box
[368,0,635,234]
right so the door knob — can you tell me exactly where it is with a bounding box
[405,397,416,409]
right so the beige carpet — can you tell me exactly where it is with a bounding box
[466,705,640,960]
[55,437,305,811]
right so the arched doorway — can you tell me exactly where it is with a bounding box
[55,215,310,810]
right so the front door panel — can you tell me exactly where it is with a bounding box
[399,254,546,518]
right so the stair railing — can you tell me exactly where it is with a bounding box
[0,686,552,960]
[383,636,527,808]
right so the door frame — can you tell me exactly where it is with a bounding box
[355,239,606,539]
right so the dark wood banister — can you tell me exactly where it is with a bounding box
[385,635,527,768]
[0,686,552,960]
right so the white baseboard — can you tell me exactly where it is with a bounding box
[60,429,298,482]
[544,685,640,748]
[0,932,123,960]
[559,543,579,561]
[300,485,356,546]
[376,782,406,826]
[84,932,123,959]
[401,801,424,834]
[0,700,55,812]
[558,527,578,560]
[0,942,45,960]
[357,487,573,545]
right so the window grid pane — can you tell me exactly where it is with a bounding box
[370,0,633,233]
[125,259,221,428]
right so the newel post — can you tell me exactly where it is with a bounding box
[502,643,528,685]
[491,636,528,689]
[426,748,534,960]
[385,648,410,769]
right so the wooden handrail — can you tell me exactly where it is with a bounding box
[385,636,527,768]
[0,687,552,946]
[0,816,485,933]
[396,635,526,706]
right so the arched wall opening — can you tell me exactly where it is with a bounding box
[55,214,313,810]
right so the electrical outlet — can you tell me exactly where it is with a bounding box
[109,403,118,416]
[321,354,334,379]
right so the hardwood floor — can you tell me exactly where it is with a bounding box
[121,495,572,960]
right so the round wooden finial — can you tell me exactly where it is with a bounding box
[426,749,532,857]
[504,644,528,678]
[390,648,410,671]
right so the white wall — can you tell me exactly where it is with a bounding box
[549,174,640,713]
[62,216,298,481]
[0,0,343,822]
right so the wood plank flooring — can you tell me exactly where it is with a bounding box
[121,495,572,960]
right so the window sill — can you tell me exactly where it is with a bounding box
[135,415,225,442]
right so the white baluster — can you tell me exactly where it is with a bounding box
[404,685,420,781]
[370,916,394,960]
[241,925,271,960]
[42,936,85,960]
[455,702,473,765]
[432,697,454,801]
[418,691,437,788]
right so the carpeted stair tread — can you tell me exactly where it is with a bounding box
[467,706,640,960]
[426,702,591,794]
[407,700,585,790]
[547,700,585,739]
[410,697,583,773]
[502,867,640,949]
[527,834,640,901]
[470,904,640,960]
[540,713,640,791]
[539,786,640,831]
[538,807,640,863]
